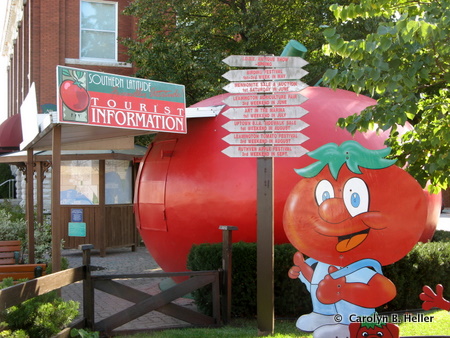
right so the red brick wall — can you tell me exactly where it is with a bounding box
[8,0,137,116]
[443,189,450,208]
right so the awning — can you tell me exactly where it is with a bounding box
[0,114,22,154]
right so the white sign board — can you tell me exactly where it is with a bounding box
[222,145,308,158]
[223,55,308,68]
[223,106,309,120]
[222,132,309,145]
[223,81,307,94]
[223,93,308,107]
[222,119,309,133]
[222,68,308,82]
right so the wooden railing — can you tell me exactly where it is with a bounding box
[0,226,238,336]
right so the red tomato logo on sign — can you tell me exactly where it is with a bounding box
[60,80,89,112]
[59,69,90,113]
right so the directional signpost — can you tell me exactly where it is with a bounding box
[222,55,308,68]
[221,53,310,335]
[223,106,308,120]
[222,68,308,82]
[223,80,307,93]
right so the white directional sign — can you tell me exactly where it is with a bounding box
[223,80,307,94]
[223,93,308,107]
[222,119,309,133]
[221,53,310,158]
[222,132,309,145]
[223,106,309,120]
[222,68,308,82]
[223,55,308,68]
[222,145,308,158]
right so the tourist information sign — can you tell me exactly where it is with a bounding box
[57,66,187,133]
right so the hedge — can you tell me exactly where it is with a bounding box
[187,231,450,318]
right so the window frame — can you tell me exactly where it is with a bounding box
[79,0,118,62]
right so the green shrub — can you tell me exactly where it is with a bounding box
[0,290,78,337]
[188,240,450,317]
[382,241,450,311]
[0,278,79,337]
[187,242,311,318]
[0,203,58,264]
[432,229,450,243]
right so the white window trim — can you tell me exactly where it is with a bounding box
[80,0,118,62]
[65,58,132,68]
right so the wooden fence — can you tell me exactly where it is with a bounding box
[0,226,239,337]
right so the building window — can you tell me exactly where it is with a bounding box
[61,160,99,205]
[105,160,132,205]
[80,0,117,61]
[60,159,133,205]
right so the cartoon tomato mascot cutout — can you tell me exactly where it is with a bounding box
[421,284,450,312]
[283,141,427,338]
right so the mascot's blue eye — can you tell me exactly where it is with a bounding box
[343,178,369,217]
[315,180,335,206]
[351,192,360,207]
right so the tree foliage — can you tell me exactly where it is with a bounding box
[123,0,367,106]
[322,0,450,192]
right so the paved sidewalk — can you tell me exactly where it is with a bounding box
[61,246,195,333]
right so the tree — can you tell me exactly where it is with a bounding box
[122,0,365,106]
[322,0,450,192]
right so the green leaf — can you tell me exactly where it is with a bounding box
[379,36,392,51]
[323,27,336,38]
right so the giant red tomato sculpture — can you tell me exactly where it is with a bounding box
[134,87,441,275]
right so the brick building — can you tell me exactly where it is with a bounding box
[3,0,137,124]
[0,0,149,255]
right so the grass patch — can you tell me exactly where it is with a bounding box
[117,310,450,337]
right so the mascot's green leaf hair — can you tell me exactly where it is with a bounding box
[295,141,396,179]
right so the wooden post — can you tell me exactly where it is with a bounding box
[219,225,238,324]
[26,148,35,263]
[99,160,106,257]
[257,157,274,336]
[51,125,62,272]
[80,244,95,330]
[36,161,50,226]
[35,161,44,227]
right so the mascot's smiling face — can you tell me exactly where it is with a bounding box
[283,141,427,267]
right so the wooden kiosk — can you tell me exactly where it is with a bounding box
[6,68,186,271]
[0,146,146,257]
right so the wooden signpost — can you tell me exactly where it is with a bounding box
[221,54,309,335]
